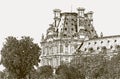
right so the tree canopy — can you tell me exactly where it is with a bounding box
[55,64,85,79]
[1,36,40,79]
[37,65,53,79]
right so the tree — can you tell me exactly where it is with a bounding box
[1,36,40,79]
[71,50,109,79]
[2,69,15,79]
[69,65,85,79]
[37,65,53,79]
[56,64,83,79]
[0,71,5,79]
[56,65,70,79]
[88,54,109,79]
[70,57,85,79]
[28,68,38,79]
[108,52,120,79]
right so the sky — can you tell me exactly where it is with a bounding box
[0,0,120,71]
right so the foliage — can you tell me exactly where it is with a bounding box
[108,52,120,79]
[86,55,109,79]
[0,71,5,79]
[70,50,109,79]
[1,36,40,79]
[28,68,38,79]
[30,46,120,79]
[56,64,85,79]
[70,46,120,79]
[56,65,69,79]
[37,65,53,79]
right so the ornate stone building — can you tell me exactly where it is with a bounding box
[40,7,120,67]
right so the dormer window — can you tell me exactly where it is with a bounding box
[97,47,100,50]
[94,42,97,44]
[88,42,91,45]
[101,41,103,44]
[110,45,113,49]
[108,40,110,43]
[115,45,120,49]
[66,22,68,25]
[71,23,74,25]
[85,29,87,31]
[64,28,67,31]
[71,19,74,21]
[64,34,67,37]
[84,48,87,51]
[102,46,106,50]
[66,18,68,20]
[71,28,74,31]
[88,47,94,53]
[88,24,91,26]
[91,29,94,32]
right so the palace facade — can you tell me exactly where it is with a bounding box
[40,7,120,67]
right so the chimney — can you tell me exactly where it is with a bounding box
[87,11,93,20]
[77,7,85,17]
[77,7,85,32]
[53,9,61,27]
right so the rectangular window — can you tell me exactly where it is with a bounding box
[53,46,58,54]
[60,45,63,53]
[65,46,68,54]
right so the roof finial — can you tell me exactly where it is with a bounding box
[100,32,103,38]
[71,4,73,12]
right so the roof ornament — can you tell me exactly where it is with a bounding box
[71,4,73,12]
[41,33,44,41]
[100,32,103,38]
